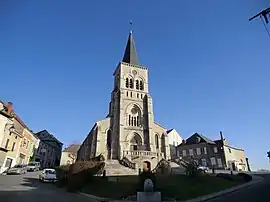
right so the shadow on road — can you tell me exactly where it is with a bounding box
[0,174,94,202]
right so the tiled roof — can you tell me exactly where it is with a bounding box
[14,114,27,128]
[1,101,27,128]
[63,144,81,153]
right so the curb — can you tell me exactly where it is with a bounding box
[179,179,264,202]
[78,192,109,202]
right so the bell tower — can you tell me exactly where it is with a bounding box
[108,31,155,159]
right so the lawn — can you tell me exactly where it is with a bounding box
[80,174,244,201]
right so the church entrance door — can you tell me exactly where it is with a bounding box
[143,161,151,172]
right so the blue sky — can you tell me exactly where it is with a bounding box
[1,1,269,170]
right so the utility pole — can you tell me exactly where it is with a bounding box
[249,7,270,38]
[267,151,270,162]
[249,7,270,23]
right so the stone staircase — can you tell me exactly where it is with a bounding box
[104,160,138,176]
[170,161,186,175]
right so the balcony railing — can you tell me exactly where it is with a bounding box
[123,150,164,158]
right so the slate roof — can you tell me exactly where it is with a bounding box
[35,130,63,145]
[167,129,174,134]
[122,31,139,65]
[195,133,216,144]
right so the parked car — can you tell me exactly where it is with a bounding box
[7,164,27,175]
[27,162,40,171]
[39,168,57,182]
[197,166,209,173]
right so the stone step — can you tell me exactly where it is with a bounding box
[104,160,138,176]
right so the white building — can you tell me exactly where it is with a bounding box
[167,129,183,160]
[77,31,182,174]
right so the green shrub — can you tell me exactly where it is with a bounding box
[66,161,105,192]
[55,165,71,187]
[181,159,200,177]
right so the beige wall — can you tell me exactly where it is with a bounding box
[0,114,8,147]
[17,128,39,165]
[60,152,76,165]
[223,144,247,171]
[2,130,22,168]
[0,112,23,171]
[0,150,7,172]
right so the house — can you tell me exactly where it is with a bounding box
[0,101,23,173]
[0,101,40,172]
[17,126,39,165]
[60,144,80,165]
[176,132,248,171]
[35,130,63,168]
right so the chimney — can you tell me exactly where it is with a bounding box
[220,131,224,141]
[7,101,13,114]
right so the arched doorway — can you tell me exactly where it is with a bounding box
[130,133,142,151]
[143,161,151,172]
[107,129,112,159]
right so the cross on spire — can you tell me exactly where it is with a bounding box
[130,20,133,33]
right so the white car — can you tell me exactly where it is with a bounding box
[39,169,57,182]
[27,162,40,172]
[198,166,209,173]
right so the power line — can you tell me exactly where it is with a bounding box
[249,7,270,40]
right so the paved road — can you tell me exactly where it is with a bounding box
[0,172,96,202]
[207,174,270,202]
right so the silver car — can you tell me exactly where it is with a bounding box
[39,168,57,182]
[7,164,27,175]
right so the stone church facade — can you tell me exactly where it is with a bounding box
[77,31,175,172]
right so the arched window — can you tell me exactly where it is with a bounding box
[129,79,134,88]
[139,80,144,90]
[161,134,166,153]
[136,80,139,89]
[127,105,142,127]
[130,133,142,151]
[125,78,129,88]
[155,134,159,149]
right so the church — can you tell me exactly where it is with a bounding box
[77,31,182,175]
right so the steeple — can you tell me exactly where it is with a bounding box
[122,31,139,65]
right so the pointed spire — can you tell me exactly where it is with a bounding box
[122,30,139,65]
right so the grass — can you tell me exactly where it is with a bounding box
[80,174,244,201]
